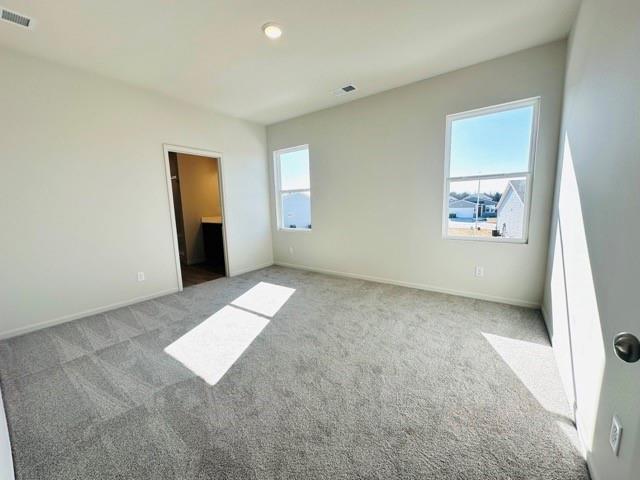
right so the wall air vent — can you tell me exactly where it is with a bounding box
[1,8,32,28]
[333,84,357,97]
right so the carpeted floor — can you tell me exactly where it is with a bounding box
[0,266,589,479]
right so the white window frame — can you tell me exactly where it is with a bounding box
[273,144,312,232]
[442,97,540,244]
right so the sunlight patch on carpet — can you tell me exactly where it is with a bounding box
[231,281,296,317]
[165,282,296,385]
[483,332,571,418]
[165,305,269,385]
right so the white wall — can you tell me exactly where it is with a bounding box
[0,47,273,339]
[0,387,14,480]
[268,41,566,307]
[542,1,640,479]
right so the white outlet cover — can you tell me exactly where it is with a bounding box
[610,415,622,456]
[137,272,145,282]
[475,266,484,277]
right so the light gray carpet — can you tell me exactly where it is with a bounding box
[0,266,589,479]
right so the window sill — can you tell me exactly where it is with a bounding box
[278,227,312,232]
[443,235,528,244]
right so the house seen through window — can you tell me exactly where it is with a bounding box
[274,145,311,230]
[444,98,539,242]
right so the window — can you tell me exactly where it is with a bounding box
[274,145,311,230]
[443,98,539,242]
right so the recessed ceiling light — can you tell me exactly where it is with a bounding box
[262,22,282,40]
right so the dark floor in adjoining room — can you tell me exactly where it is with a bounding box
[180,262,224,287]
[0,266,589,479]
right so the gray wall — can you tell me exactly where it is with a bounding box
[268,41,566,307]
[542,1,640,479]
[0,47,273,338]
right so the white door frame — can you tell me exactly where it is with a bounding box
[162,143,230,290]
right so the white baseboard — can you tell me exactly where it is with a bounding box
[1,260,275,340]
[585,456,599,480]
[0,288,179,340]
[274,261,540,309]
[540,303,552,337]
[533,300,596,479]
[540,303,551,326]
[577,417,598,480]
[229,261,274,277]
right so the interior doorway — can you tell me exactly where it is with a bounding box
[164,145,228,288]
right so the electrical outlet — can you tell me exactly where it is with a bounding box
[288,246,294,256]
[137,272,145,282]
[610,415,622,456]
[474,266,484,277]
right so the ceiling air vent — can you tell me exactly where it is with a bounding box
[333,84,357,97]
[1,8,32,28]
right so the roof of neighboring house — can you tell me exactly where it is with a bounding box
[463,194,497,205]
[511,180,526,202]
[449,199,477,208]
[497,179,526,209]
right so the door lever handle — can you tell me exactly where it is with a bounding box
[613,332,640,363]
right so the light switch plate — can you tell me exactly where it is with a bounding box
[610,415,622,456]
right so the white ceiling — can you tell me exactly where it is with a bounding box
[0,1,580,125]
